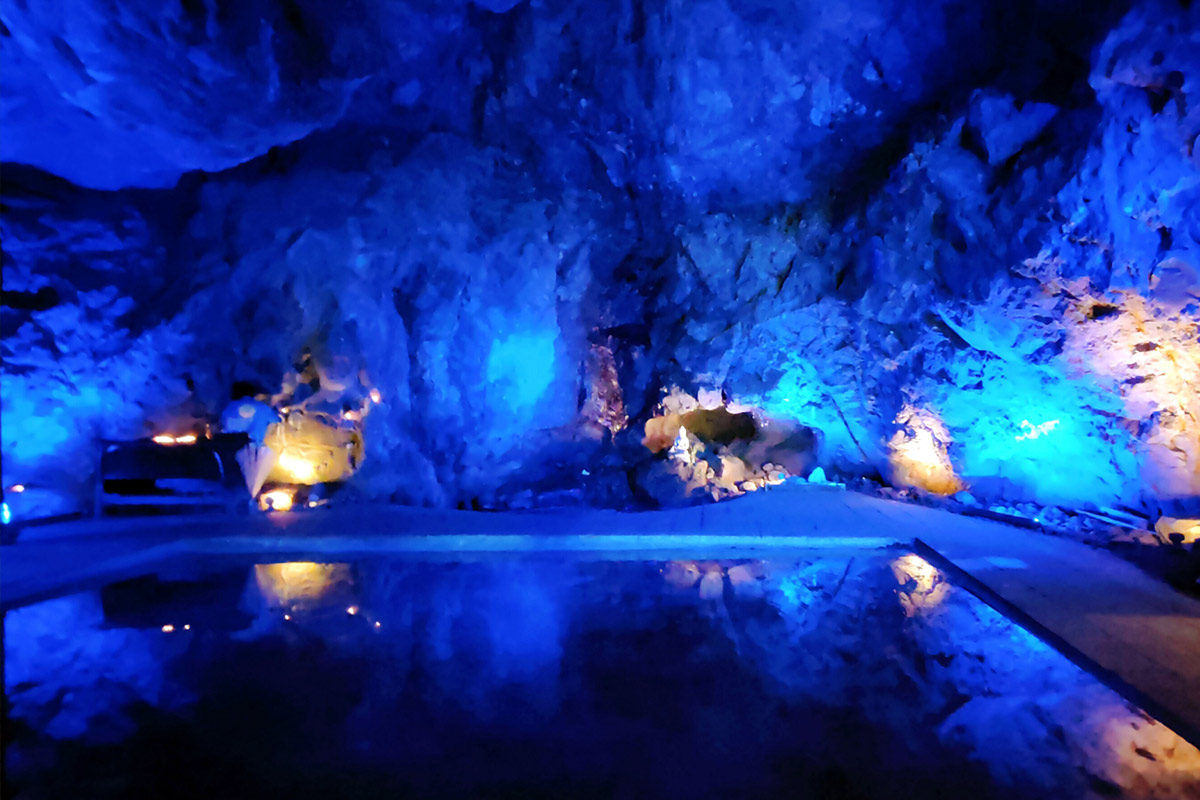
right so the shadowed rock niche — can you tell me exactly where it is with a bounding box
[640,388,820,506]
[2,0,1199,523]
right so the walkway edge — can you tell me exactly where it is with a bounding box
[913,538,1200,750]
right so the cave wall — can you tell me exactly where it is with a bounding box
[2,0,1198,516]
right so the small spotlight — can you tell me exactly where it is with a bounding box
[183,624,191,631]
[260,489,295,512]
[175,434,197,444]
[347,605,359,616]
[284,614,291,621]
[374,621,381,629]
[152,435,175,445]
[369,389,382,404]
[9,484,25,493]
[162,624,175,633]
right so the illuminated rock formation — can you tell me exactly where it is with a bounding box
[2,0,1197,517]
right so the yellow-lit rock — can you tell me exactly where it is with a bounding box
[263,412,362,485]
[1155,517,1200,544]
[888,405,963,495]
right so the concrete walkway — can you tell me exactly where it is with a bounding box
[3,484,1200,746]
[1,486,892,606]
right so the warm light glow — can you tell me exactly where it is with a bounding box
[275,451,319,483]
[152,433,197,445]
[255,562,352,609]
[888,405,962,495]
[161,624,175,633]
[1064,293,1200,501]
[1156,517,1200,544]
[664,561,701,588]
[1014,418,1060,441]
[890,554,950,617]
[909,429,941,466]
[369,389,382,404]
[891,554,939,593]
[284,614,291,621]
[374,621,381,629]
[259,488,295,512]
[9,484,25,493]
[263,414,361,485]
[346,605,359,615]
[183,624,191,631]
[1097,711,1200,777]
[342,409,360,422]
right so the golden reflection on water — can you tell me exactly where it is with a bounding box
[890,553,949,617]
[662,560,770,600]
[254,562,352,610]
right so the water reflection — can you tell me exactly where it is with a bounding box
[662,559,769,599]
[4,552,1198,800]
[891,553,950,617]
[253,561,354,611]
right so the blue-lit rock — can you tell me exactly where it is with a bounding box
[0,0,485,189]
[967,91,1059,165]
[4,592,178,741]
[664,0,1200,512]
[2,0,1199,516]
[171,133,632,506]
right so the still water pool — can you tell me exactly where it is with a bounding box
[4,549,1198,799]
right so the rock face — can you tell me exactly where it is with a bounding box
[2,0,1199,516]
[0,0,485,189]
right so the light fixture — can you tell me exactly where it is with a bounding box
[259,489,295,512]
[152,434,198,446]
[1014,419,1060,441]
[161,624,175,633]
[276,452,318,483]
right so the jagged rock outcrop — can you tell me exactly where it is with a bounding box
[3,0,1198,516]
[0,0,485,188]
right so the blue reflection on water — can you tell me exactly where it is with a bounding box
[2,552,1174,799]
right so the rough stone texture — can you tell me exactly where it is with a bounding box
[171,134,631,506]
[3,0,1199,516]
[0,0,486,189]
[659,0,1200,512]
